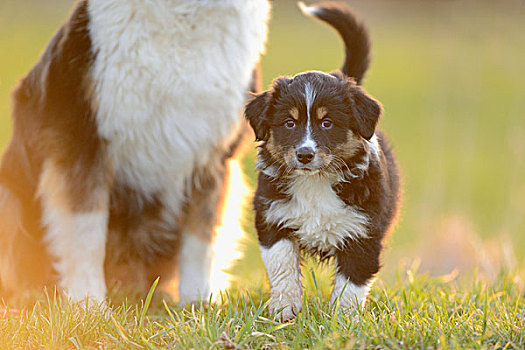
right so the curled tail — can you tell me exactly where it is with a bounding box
[299,1,371,85]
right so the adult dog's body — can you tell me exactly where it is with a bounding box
[0,0,270,303]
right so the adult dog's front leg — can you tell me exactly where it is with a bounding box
[177,160,227,305]
[38,158,112,303]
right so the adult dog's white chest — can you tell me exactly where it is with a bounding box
[88,0,269,202]
[264,174,369,254]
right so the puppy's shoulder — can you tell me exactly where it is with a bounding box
[254,173,289,206]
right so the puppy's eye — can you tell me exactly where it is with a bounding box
[284,119,296,129]
[321,118,333,129]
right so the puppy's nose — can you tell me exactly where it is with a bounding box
[296,147,315,164]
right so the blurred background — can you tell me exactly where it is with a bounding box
[1,0,524,292]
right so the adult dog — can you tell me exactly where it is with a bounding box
[0,0,270,304]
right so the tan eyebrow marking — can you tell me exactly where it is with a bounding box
[289,107,299,120]
[316,106,328,119]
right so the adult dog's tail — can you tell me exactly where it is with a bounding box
[299,1,371,85]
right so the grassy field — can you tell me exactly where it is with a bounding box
[1,0,524,348]
[1,270,524,349]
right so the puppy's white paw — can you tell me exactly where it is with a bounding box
[268,289,303,322]
[260,240,303,321]
[330,274,373,310]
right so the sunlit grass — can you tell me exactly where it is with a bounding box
[1,0,524,348]
[1,268,523,349]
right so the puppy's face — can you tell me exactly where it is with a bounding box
[245,72,382,176]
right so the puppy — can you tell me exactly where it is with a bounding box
[245,1,400,321]
[0,0,270,304]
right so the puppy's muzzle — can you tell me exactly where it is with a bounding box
[296,147,315,165]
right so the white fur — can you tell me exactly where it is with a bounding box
[88,0,270,211]
[260,240,303,320]
[348,133,379,177]
[299,134,317,150]
[297,1,320,17]
[87,0,269,301]
[304,82,317,120]
[366,134,380,160]
[37,161,109,303]
[264,174,370,254]
[40,208,108,303]
[298,83,318,165]
[330,273,373,309]
[294,70,337,80]
[178,234,213,304]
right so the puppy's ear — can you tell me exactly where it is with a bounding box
[245,77,292,141]
[245,91,271,141]
[349,85,382,140]
[272,76,292,96]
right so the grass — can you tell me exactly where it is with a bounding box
[1,0,525,348]
[1,268,523,349]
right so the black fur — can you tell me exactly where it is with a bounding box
[245,91,272,142]
[332,132,400,284]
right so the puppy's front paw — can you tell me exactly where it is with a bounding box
[260,239,303,321]
[268,290,303,322]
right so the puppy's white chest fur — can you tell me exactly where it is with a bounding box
[88,0,269,201]
[264,174,369,253]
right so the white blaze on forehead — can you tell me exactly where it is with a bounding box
[304,82,316,118]
[300,83,317,149]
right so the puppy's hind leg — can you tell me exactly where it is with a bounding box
[0,184,53,299]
